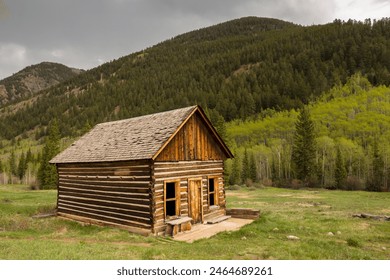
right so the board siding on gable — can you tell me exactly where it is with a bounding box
[155,113,226,162]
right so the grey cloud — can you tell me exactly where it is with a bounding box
[0,0,382,79]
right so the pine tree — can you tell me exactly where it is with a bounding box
[38,119,60,189]
[368,141,384,192]
[8,150,17,177]
[249,153,257,182]
[229,158,241,186]
[17,151,27,181]
[292,107,317,183]
[334,147,347,189]
[241,149,250,184]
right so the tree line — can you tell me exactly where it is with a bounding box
[225,75,390,191]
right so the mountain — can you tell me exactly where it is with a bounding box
[0,62,84,105]
[0,17,390,141]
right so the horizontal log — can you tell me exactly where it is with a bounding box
[154,165,222,172]
[59,190,150,207]
[59,185,150,198]
[59,194,150,212]
[59,176,151,185]
[58,213,152,236]
[59,166,150,172]
[226,208,260,219]
[57,208,151,229]
[154,169,223,179]
[153,160,222,167]
[59,185,150,197]
[58,179,151,189]
[153,174,222,182]
[353,213,390,221]
[59,174,151,180]
[59,199,150,217]
[58,202,151,224]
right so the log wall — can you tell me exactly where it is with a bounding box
[151,160,225,235]
[56,160,153,235]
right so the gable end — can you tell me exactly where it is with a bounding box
[154,108,233,161]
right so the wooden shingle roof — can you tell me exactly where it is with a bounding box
[50,106,199,163]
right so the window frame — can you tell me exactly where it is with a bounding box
[207,176,219,207]
[164,180,181,219]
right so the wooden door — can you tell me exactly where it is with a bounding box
[188,179,203,223]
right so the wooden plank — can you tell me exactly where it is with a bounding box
[165,216,192,225]
[226,208,260,219]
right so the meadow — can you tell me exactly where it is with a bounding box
[0,184,389,260]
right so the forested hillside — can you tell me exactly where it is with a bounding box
[0,17,390,190]
[0,62,83,106]
[226,74,390,191]
[0,17,390,140]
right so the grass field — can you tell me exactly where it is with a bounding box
[0,184,389,260]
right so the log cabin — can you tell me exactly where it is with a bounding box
[50,105,233,236]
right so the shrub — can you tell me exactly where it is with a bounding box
[346,238,360,247]
[261,178,273,187]
[344,176,365,191]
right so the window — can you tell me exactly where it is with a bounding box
[164,181,180,218]
[208,177,218,206]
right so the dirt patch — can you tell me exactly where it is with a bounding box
[228,192,253,199]
[276,194,294,197]
[55,227,68,235]
[298,201,329,208]
[380,209,390,214]
[235,201,268,206]
[276,193,321,200]
[357,222,371,230]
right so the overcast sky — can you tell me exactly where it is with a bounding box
[0,0,389,79]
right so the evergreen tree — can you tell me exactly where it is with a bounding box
[249,153,257,182]
[334,147,347,189]
[368,141,384,192]
[26,148,33,164]
[241,149,250,184]
[292,107,317,183]
[17,151,27,181]
[229,158,241,185]
[8,150,17,177]
[38,119,60,189]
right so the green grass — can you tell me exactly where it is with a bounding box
[0,185,389,259]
